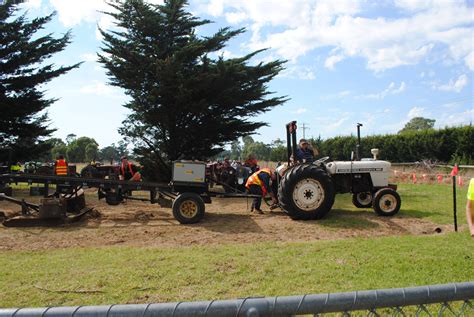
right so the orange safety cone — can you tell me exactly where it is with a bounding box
[437,174,443,184]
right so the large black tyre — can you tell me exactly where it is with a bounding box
[105,190,123,206]
[278,164,335,220]
[372,188,401,216]
[172,193,205,224]
[352,192,373,208]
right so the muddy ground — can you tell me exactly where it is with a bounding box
[0,189,449,251]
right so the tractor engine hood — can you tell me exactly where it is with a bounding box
[325,160,391,187]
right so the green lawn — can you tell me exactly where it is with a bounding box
[329,183,469,226]
[0,183,473,308]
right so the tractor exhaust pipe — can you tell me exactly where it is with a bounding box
[286,121,297,165]
[356,123,363,161]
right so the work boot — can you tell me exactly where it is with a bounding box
[255,208,263,214]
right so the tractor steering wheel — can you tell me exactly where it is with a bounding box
[312,156,329,166]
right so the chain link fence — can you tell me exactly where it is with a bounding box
[1,282,473,316]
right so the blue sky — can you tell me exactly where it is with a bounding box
[16,0,474,148]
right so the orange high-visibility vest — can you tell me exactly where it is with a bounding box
[55,159,68,176]
[121,162,134,177]
[245,168,271,195]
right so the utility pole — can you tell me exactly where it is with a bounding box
[301,123,310,139]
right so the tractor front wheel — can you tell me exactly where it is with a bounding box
[172,193,205,224]
[372,188,401,216]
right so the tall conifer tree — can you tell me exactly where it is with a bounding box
[0,1,80,162]
[99,0,286,180]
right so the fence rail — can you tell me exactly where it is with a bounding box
[1,282,473,316]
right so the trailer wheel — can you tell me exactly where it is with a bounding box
[352,192,373,208]
[373,188,401,216]
[172,193,205,224]
[278,164,335,220]
[105,191,123,206]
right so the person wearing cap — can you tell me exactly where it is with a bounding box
[244,154,259,173]
[295,139,315,163]
[119,156,141,181]
[466,178,474,237]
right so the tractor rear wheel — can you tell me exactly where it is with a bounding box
[352,192,373,208]
[172,193,205,224]
[372,188,401,216]
[278,164,335,220]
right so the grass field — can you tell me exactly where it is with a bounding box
[0,183,473,308]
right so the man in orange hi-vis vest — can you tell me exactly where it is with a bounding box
[54,155,68,176]
[245,168,277,214]
[119,156,141,181]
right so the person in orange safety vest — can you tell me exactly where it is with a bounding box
[119,156,141,181]
[54,155,68,176]
[245,168,277,214]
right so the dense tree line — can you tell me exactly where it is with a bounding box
[315,125,473,164]
[220,125,473,165]
[39,135,129,163]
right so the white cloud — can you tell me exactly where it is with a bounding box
[407,106,426,118]
[293,108,308,115]
[81,53,97,62]
[20,0,42,9]
[198,1,473,72]
[465,52,474,71]
[358,82,406,100]
[437,109,474,127]
[49,0,163,39]
[320,90,352,100]
[79,81,120,97]
[280,66,316,80]
[434,74,469,93]
[324,54,345,70]
[394,0,436,12]
[49,0,107,27]
[225,11,247,24]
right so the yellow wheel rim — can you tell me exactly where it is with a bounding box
[179,200,198,218]
[378,194,397,213]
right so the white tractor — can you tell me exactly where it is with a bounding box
[276,121,401,220]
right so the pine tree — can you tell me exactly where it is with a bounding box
[0,1,80,163]
[99,0,286,181]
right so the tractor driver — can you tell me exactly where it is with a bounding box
[245,168,277,214]
[119,156,141,181]
[295,139,316,163]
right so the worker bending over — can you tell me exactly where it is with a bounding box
[245,168,277,214]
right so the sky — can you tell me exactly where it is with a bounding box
[13,0,474,148]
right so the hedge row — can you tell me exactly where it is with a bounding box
[313,126,474,164]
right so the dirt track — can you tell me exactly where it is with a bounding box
[0,189,449,251]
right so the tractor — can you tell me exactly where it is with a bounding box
[276,121,401,220]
